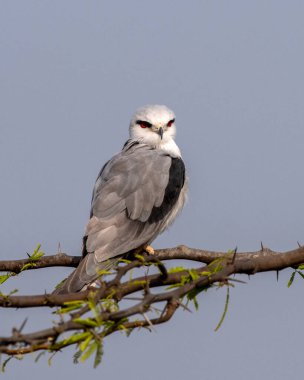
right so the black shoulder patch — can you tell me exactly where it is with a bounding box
[82,235,88,257]
[148,157,185,224]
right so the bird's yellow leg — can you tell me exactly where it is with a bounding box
[133,245,155,256]
[144,245,155,255]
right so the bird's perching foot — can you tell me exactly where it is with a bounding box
[133,245,155,257]
[144,245,155,255]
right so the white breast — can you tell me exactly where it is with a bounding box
[158,138,181,158]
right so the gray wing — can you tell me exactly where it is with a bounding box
[53,143,174,294]
[86,143,172,261]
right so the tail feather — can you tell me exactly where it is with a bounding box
[53,254,118,294]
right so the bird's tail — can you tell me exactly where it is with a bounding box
[52,254,118,295]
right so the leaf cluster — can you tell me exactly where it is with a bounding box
[0,244,44,284]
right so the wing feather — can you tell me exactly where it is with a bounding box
[54,142,185,294]
[86,144,172,260]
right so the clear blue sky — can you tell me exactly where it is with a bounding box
[1,1,304,379]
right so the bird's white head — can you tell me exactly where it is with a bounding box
[129,105,180,155]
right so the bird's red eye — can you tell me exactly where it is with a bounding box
[136,120,152,129]
[167,119,175,127]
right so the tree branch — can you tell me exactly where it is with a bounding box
[0,244,303,366]
[1,244,304,273]
[0,253,80,273]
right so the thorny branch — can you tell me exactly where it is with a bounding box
[2,244,304,273]
[0,244,304,365]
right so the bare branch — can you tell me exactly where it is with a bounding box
[0,253,80,273]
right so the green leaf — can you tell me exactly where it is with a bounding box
[116,318,129,331]
[28,244,44,261]
[63,300,85,306]
[288,271,296,288]
[167,266,186,274]
[73,318,99,327]
[54,278,67,290]
[101,298,119,313]
[124,328,132,337]
[67,332,91,345]
[51,332,91,349]
[200,270,212,277]
[20,262,37,272]
[128,268,134,281]
[0,289,19,300]
[208,258,225,274]
[130,280,146,286]
[1,357,12,372]
[188,295,199,311]
[56,300,84,314]
[73,350,82,364]
[79,333,93,352]
[118,258,132,264]
[188,269,199,281]
[87,296,102,325]
[214,286,230,332]
[186,284,208,310]
[8,289,18,296]
[180,275,189,285]
[34,352,46,363]
[48,353,55,366]
[297,264,304,270]
[166,282,183,290]
[297,270,304,280]
[134,253,145,262]
[97,269,113,276]
[93,341,103,368]
[80,341,98,363]
[0,274,12,284]
[194,296,199,310]
[56,305,82,314]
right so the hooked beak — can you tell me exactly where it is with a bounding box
[158,127,164,140]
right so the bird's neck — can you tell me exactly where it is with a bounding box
[156,138,181,157]
[127,137,181,158]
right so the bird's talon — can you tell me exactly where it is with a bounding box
[144,245,155,255]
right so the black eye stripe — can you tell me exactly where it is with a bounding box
[136,120,152,128]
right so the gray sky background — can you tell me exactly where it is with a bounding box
[1,1,304,379]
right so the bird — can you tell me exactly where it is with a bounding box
[54,104,187,294]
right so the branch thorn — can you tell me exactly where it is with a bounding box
[143,313,156,332]
[232,246,237,263]
[20,317,28,331]
[177,300,192,313]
